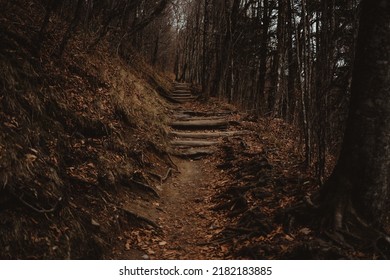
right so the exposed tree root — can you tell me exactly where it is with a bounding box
[281,194,390,259]
[128,179,160,198]
[147,168,173,184]
[161,168,173,182]
[120,207,160,230]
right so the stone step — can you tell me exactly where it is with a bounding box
[170,119,228,130]
[174,84,190,89]
[171,97,198,102]
[171,95,196,98]
[173,115,225,121]
[173,82,191,86]
[172,90,192,94]
[169,130,253,139]
[171,140,219,147]
[174,99,196,103]
[170,147,216,158]
[176,110,236,117]
[171,93,193,98]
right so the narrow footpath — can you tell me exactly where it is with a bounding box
[111,82,250,259]
[152,82,246,259]
[109,82,342,260]
[153,82,243,259]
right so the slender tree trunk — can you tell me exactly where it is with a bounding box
[202,0,210,96]
[300,0,312,166]
[270,0,287,117]
[256,0,270,115]
[174,49,180,81]
[286,0,297,123]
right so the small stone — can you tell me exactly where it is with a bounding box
[142,254,149,260]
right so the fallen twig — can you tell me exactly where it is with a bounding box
[17,194,62,214]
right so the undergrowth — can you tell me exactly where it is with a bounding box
[0,1,173,259]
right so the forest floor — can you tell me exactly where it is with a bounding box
[108,96,357,260]
[0,2,383,260]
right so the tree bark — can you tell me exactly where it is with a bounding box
[320,0,390,228]
[256,0,270,115]
[270,0,287,116]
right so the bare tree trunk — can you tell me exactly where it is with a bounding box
[300,0,312,166]
[286,0,297,123]
[314,0,335,185]
[270,0,287,117]
[256,0,270,115]
[320,0,390,228]
[202,0,210,96]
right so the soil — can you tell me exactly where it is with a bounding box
[108,92,381,260]
[109,86,236,260]
[2,2,386,260]
[109,156,227,260]
[154,158,224,259]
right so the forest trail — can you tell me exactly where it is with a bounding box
[159,83,242,259]
[1,0,386,262]
[152,82,237,259]
[110,83,249,259]
[108,82,363,260]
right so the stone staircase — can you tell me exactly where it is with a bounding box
[167,83,250,159]
[170,82,198,103]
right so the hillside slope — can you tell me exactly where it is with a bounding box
[0,1,174,259]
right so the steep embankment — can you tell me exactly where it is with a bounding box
[0,3,174,259]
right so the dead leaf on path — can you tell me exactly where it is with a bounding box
[285,234,294,241]
[26,153,37,162]
[220,244,229,253]
[125,240,131,251]
[147,249,156,255]
[159,241,167,246]
[299,228,311,235]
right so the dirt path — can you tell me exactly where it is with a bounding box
[145,83,236,259]
[110,83,242,260]
[152,158,224,259]
[108,83,370,260]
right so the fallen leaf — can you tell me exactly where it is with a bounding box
[147,249,155,255]
[285,234,294,241]
[300,228,311,235]
[125,241,131,251]
[91,219,100,227]
[26,153,37,162]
